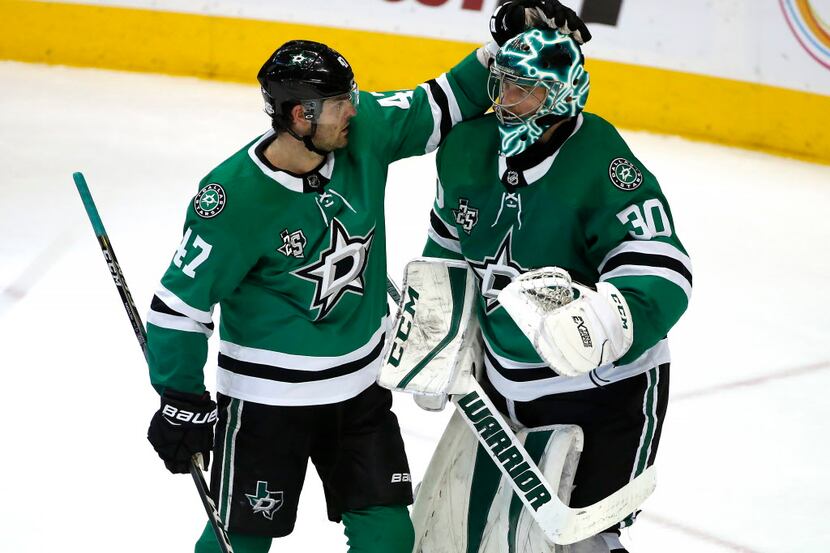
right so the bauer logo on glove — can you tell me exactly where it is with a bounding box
[498,267,634,377]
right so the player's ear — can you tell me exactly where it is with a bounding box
[289,103,309,131]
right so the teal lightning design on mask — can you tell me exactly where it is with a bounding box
[489,29,590,157]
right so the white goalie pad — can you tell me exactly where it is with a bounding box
[413,412,583,553]
[378,258,482,410]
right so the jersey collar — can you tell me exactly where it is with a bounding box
[498,113,584,190]
[248,129,336,194]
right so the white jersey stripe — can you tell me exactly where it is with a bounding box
[219,322,385,371]
[436,73,462,127]
[147,310,213,337]
[598,240,692,274]
[418,82,443,154]
[600,265,692,301]
[155,283,214,324]
[216,362,378,407]
[484,339,670,401]
[427,229,462,254]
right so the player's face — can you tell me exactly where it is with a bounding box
[313,93,358,151]
[498,81,547,121]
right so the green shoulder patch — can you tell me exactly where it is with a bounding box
[608,158,643,191]
[194,183,227,218]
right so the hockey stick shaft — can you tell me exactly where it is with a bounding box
[72,172,235,553]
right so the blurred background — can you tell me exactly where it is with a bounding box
[1,1,829,552]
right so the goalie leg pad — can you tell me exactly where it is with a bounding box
[412,412,583,553]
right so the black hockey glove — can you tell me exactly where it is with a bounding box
[147,390,217,474]
[490,0,592,46]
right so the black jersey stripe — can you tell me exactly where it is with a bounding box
[151,295,182,316]
[218,337,384,384]
[426,79,452,145]
[485,346,554,382]
[430,209,458,240]
[601,251,693,285]
[151,295,215,331]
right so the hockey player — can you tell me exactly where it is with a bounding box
[143,4,592,553]
[422,29,692,552]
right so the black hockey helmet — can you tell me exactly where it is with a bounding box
[257,40,358,129]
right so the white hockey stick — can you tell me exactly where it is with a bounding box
[449,371,655,545]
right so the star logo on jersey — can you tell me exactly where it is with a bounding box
[293,218,374,320]
[277,229,307,258]
[245,481,283,520]
[609,158,643,191]
[469,229,527,313]
[452,198,479,235]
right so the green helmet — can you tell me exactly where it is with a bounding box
[488,28,590,157]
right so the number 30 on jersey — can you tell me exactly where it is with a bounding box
[616,199,672,239]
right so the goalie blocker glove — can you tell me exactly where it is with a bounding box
[499,268,633,377]
[490,0,592,47]
[147,390,217,474]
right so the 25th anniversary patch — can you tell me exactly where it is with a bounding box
[194,183,226,218]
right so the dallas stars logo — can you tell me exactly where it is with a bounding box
[193,184,226,218]
[293,218,374,320]
[469,229,527,313]
[245,481,283,520]
[609,158,643,191]
[452,198,479,235]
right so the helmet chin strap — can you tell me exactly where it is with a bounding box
[283,122,330,156]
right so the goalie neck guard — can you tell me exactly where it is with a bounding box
[488,29,590,157]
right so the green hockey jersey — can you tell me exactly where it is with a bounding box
[146,51,490,406]
[424,112,692,401]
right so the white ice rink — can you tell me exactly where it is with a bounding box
[1,61,829,552]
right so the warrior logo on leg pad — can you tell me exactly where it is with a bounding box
[245,481,284,520]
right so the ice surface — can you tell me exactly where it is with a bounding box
[1,61,829,552]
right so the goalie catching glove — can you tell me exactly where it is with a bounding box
[498,268,633,377]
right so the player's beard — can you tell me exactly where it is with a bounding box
[313,124,349,151]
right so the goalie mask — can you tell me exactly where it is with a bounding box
[488,29,590,157]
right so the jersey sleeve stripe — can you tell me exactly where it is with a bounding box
[436,73,463,127]
[601,251,693,285]
[598,240,691,275]
[155,284,214,324]
[430,208,459,239]
[147,310,214,336]
[418,83,442,153]
[427,229,462,254]
[600,265,692,301]
[419,78,453,153]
